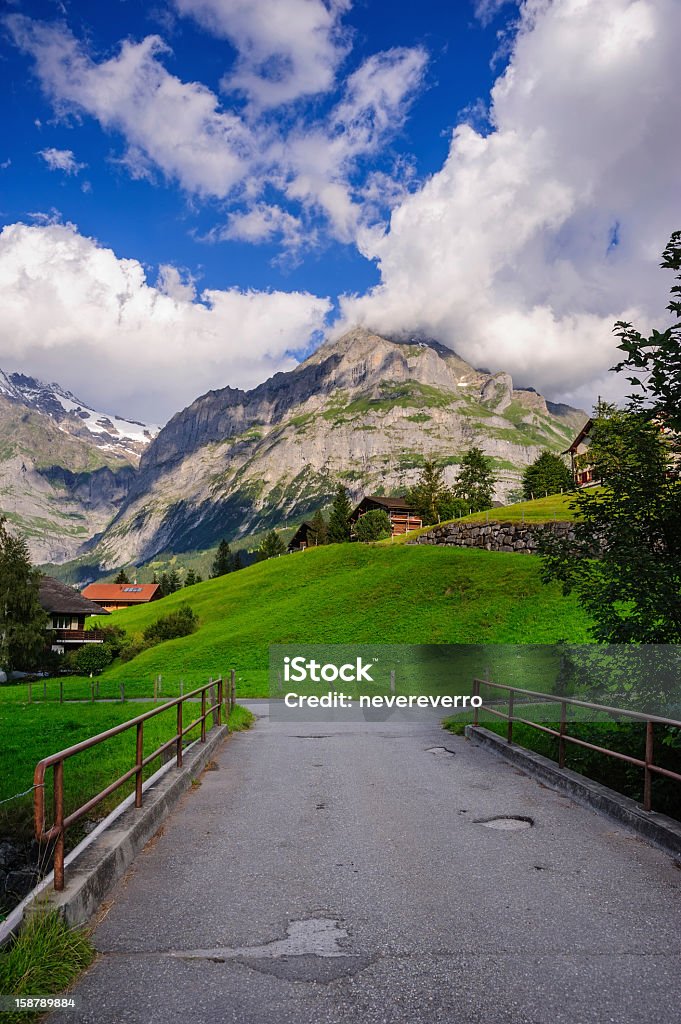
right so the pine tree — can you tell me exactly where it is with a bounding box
[453,447,496,512]
[167,568,181,593]
[307,509,328,546]
[258,530,286,559]
[114,568,131,584]
[195,572,203,584]
[184,569,197,587]
[158,572,169,597]
[0,515,48,675]
[230,551,242,572]
[327,484,353,543]
[211,539,233,578]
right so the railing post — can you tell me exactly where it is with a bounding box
[643,720,654,812]
[176,700,183,768]
[472,679,480,727]
[230,669,236,712]
[507,689,514,744]
[558,700,567,768]
[201,688,207,742]
[135,721,144,808]
[53,761,65,892]
[217,678,223,727]
[211,682,218,728]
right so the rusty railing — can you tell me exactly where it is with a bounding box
[34,677,227,891]
[471,678,681,813]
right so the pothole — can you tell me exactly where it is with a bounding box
[474,815,534,830]
[425,746,455,756]
[172,917,352,962]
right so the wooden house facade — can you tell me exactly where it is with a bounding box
[350,496,422,538]
[39,576,109,653]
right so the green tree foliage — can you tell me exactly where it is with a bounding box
[88,624,128,657]
[114,569,131,585]
[453,447,496,512]
[327,484,353,543]
[143,605,199,644]
[258,529,286,560]
[307,509,328,546]
[522,451,573,500]
[70,643,113,675]
[211,539,234,578]
[613,231,681,442]
[0,516,48,675]
[541,406,681,643]
[354,510,391,542]
[166,568,181,594]
[406,459,468,524]
[184,568,198,588]
[158,572,169,597]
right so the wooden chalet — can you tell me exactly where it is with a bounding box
[350,495,422,538]
[81,582,161,611]
[288,521,317,552]
[39,576,110,653]
[563,419,596,487]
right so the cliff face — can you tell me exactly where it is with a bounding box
[91,328,586,568]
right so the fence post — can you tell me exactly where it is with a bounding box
[53,761,65,892]
[507,689,514,744]
[90,679,95,703]
[472,678,480,727]
[231,669,236,712]
[558,700,567,768]
[201,688,207,743]
[153,676,158,700]
[176,700,183,768]
[135,722,144,808]
[643,721,654,812]
[59,678,64,704]
[211,681,218,728]
[390,669,395,694]
[120,682,125,703]
[28,680,32,704]
[43,680,47,701]
[217,678,223,728]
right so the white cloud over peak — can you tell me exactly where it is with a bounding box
[38,146,86,174]
[342,0,681,410]
[0,221,330,421]
[172,0,352,108]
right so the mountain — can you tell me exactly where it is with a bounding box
[87,327,586,569]
[0,370,159,563]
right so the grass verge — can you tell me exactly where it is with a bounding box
[0,912,94,1023]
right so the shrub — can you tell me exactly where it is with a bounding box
[142,604,198,644]
[354,510,391,542]
[88,624,129,657]
[71,643,113,675]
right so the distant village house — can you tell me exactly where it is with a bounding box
[350,496,422,538]
[39,576,109,654]
[287,521,317,552]
[563,419,596,487]
[80,582,161,612]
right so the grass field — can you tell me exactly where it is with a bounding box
[388,492,580,545]
[0,701,252,841]
[43,542,596,699]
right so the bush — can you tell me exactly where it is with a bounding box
[88,624,129,658]
[354,510,392,542]
[118,640,149,664]
[70,643,113,675]
[142,604,199,644]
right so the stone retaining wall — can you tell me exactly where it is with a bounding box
[414,519,575,554]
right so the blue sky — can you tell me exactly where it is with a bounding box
[1,0,679,421]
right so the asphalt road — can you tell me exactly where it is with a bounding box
[53,702,681,1024]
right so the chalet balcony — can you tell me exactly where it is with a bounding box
[51,629,106,644]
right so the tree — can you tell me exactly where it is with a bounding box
[71,643,113,676]
[613,231,681,442]
[541,396,681,644]
[258,529,286,559]
[406,459,468,524]
[307,509,328,546]
[327,484,353,543]
[166,568,181,594]
[230,552,242,572]
[354,510,391,542]
[158,572,169,598]
[522,451,573,500]
[0,516,48,675]
[211,539,233,578]
[184,569,198,587]
[453,447,496,512]
[114,568,131,585]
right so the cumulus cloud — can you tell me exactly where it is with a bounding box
[0,221,331,421]
[341,0,681,410]
[38,146,86,174]
[6,14,426,244]
[172,0,351,108]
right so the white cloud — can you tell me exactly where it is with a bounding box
[172,0,351,108]
[474,0,519,26]
[341,0,681,409]
[38,146,86,174]
[7,14,427,244]
[0,221,331,421]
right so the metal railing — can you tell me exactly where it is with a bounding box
[471,678,681,814]
[34,677,228,891]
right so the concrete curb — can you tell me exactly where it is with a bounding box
[465,725,681,859]
[17,725,229,931]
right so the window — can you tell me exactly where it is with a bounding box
[52,615,74,630]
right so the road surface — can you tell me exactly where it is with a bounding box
[54,703,681,1024]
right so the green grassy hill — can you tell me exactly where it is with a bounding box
[80,543,592,697]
